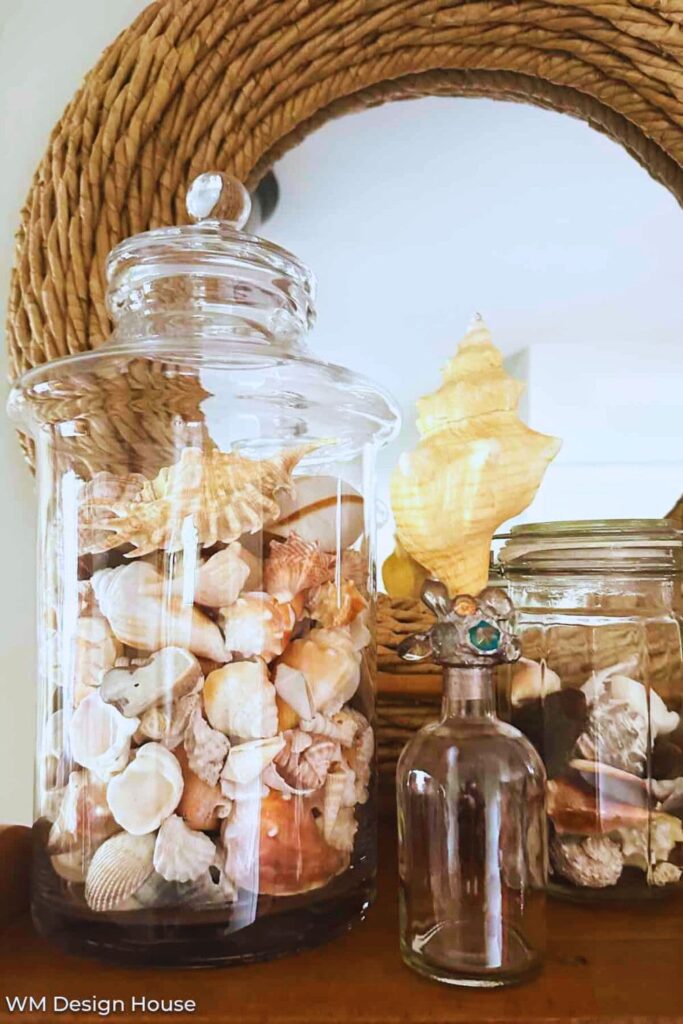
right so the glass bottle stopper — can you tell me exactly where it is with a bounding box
[398,579,521,668]
[186,171,252,228]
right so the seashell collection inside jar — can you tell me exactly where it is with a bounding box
[39,442,375,931]
[509,655,683,896]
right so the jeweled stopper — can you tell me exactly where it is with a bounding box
[186,172,252,228]
[398,579,520,668]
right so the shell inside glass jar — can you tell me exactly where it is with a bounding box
[40,442,375,915]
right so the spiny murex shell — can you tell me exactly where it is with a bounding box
[93,562,227,662]
[153,814,216,883]
[82,444,320,557]
[106,743,184,835]
[85,831,156,912]
[390,316,561,596]
[100,646,202,718]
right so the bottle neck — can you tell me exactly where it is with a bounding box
[441,666,497,720]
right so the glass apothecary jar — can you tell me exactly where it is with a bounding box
[497,520,683,901]
[8,173,400,965]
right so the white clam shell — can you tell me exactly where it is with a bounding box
[274,664,314,720]
[221,736,285,785]
[85,831,156,912]
[153,815,216,883]
[203,659,278,739]
[68,692,139,780]
[106,743,184,835]
[271,475,364,551]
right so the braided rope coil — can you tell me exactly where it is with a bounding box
[7,0,683,389]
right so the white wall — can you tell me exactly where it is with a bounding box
[1,0,682,824]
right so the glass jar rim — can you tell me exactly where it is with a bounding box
[495,518,683,575]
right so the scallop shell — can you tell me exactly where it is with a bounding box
[106,743,184,835]
[221,736,286,785]
[153,814,216,883]
[307,580,367,628]
[390,317,561,596]
[220,592,296,661]
[100,646,203,718]
[264,534,335,603]
[195,543,252,607]
[74,615,121,690]
[203,659,278,739]
[93,562,228,662]
[279,627,361,715]
[85,832,156,912]
[183,705,229,786]
[270,476,364,551]
[83,444,319,557]
[68,692,139,779]
[138,692,201,749]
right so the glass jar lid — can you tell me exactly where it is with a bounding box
[496,519,683,576]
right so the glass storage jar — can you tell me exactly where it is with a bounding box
[497,520,683,901]
[8,173,400,965]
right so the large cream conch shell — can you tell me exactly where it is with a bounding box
[390,317,561,596]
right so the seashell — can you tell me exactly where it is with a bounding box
[83,444,320,557]
[319,806,358,853]
[307,580,367,629]
[272,730,341,791]
[569,758,649,806]
[614,813,683,870]
[93,562,228,663]
[106,743,184,835]
[299,710,360,748]
[176,746,231,831]
[101,646,202,719]
[322,764,356,843]
[218,798,262,894]
[44,709,64,760]
[47,770,118,854]
[52,847,93,883]
[653,776,683,816]
[195,543,252,607]
[575,697,647,776]
[221,736,286,785]
[85,831,156,912]
[274,664,315,721]
[510,658,561,707]
[391,316,561,596]
[652,862,682,886]
[138,692,201,749]
[348,607,372,653]
[551,834,623,888]
[220,776,268,802]
[79,471,148,553]
[279,627,361,715]
[77,580,99,617]
[582,669,680,739]
[153,814,216,883]
[344,708,373,802]
[183,705,229,786]
[203,659,278,739]
[336,548,367,588]
[69,692,139,779]
[74,615,121,690]
[220,592,296,661]
[264,534,335,603]
[547,777,649,835]
[271,476,364,551]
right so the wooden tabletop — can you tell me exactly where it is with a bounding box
[1,822,682,1023]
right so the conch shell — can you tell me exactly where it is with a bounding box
[220,593,296,661]
[390,316,561,596]
[153,814,216,883]
[203,659,278,739]
[93,562,227,662]
[82,444,318,557]
[194,543,252,607]
[106,743,184,835]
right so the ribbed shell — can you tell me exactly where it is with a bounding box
[84,832,156,912]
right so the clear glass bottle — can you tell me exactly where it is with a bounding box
[497,520,683,901]
[7,173,400,965]
[396,582,546,987]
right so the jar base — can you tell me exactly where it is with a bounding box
[32,880,375,968]
[400,925,543,989]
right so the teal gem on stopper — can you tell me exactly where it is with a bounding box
[468,620,501,652]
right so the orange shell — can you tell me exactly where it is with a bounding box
[257,791,348,896]
[307,580,367,628]
[176,747,225,832]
